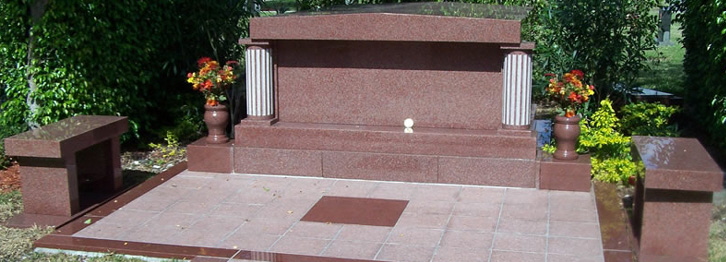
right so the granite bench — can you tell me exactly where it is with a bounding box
[631,136,724,262]
[4,115,128,227]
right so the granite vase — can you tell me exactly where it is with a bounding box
[553,115,580,160]
[204,103,229,144]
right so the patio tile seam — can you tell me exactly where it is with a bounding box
[429,197,457,262]
[113,207,169,240]
[374,226,399,260]
[488,187,509,262]
[213,219,250,248]
[545,190,552,260]
[268,219,301,252]
[159,212,212,245]
[491,250,545,255]
[318,225,345,256]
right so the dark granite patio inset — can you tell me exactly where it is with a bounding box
[301,196,407,227]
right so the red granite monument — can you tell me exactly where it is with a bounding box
[233,3,539,187]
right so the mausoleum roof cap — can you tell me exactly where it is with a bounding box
[279,2,532,20]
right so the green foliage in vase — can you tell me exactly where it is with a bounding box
[578,99,640,184]
[620,102,680,137]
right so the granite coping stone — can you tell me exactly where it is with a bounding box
[248,3,531,43]
[632,136,723,192]
[4,115,128,159]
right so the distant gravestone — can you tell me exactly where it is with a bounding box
[658,7,672,46]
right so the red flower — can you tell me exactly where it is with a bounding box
[570,69,584,78]
[201,79,213,90]
[568,92,578,102]
[544,70,594,118]
[545,73,556,77]
[187,57,238,105]
[197,57,212,67]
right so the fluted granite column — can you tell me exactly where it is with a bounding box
[502,50,533,129]
[245,43,274,119]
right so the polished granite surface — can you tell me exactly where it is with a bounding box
[37,168,606,262]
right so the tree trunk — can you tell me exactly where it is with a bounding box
[25,0,48,129]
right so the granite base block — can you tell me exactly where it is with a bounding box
[322,151,437,183]
[637,189,713,262]
[187,138,234,173]
[234,147,322,177]
[235,122,537,159]
[19,164,78,216]
[438,156,537,187]
[539,154,592,192]
[233,147,538,187]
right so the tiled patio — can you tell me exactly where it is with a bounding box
[37,165,607,262]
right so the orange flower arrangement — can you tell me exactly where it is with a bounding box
[187,57,238,106]
[545,69,595,117]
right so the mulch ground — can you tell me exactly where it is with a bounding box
[0,162,20,193]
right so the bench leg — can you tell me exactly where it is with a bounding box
[19,157,80,216]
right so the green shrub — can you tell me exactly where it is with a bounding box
[0,1,252,145]
[675,0,726,147]
[578,99,641,184]
[157,103,205,144]
[542,143,556,154]
[591,157,643,184]
[148,132,187,167]
[535,0,659,98]
[620,102,680,136]
[0,125,25,169]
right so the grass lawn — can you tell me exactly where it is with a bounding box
[634,21,686,97]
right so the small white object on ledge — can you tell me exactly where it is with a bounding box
[404,118,414,133]
[404,118,414,128]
